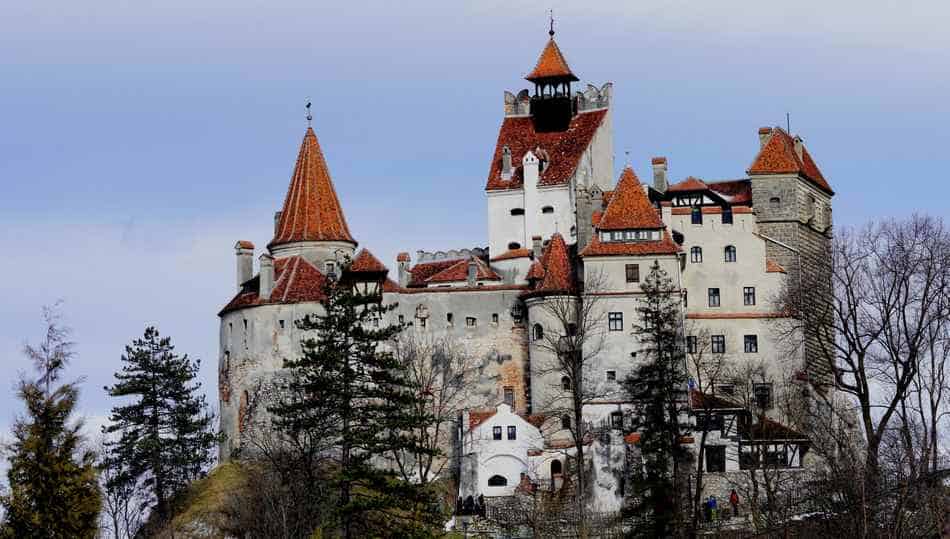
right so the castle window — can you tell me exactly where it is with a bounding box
[488,474,507,486]
[561,415,571,429]
[724,245,737,263]
[466,317,477,327]
[228,322,233,344]
[683,289,688,307]
[686,335,698,354]
[507,242,521,250]
[606,370,617,381]
[770,197,781,208]
[507,426,517,440]
[419,318,427,328]
[691,207,703,225]
[533,324,544,341]
[625,264,640,283]
[705,446,726,473]
[561,376,571,390]
[541,206,554,214]
[610,411,623,430]
[242,319,248,350]
[608,312,624,331]
[708,288,720,307]
[722,207,734,224]
[711,335,725,354]
[278,319,285,330]
[492,313,499,324]
[398,315,405,325]
[744,286,756,305]
[503,386,514,407]
[492,426,502,440]
[690,246,703,263]
[447,313,454,325]
[754,383,773,410]
[510,208,525,216]
[744,335,759,353]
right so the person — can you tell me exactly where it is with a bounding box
[729,489,740,518]
[704,496,712,522]
[709,495,718,521]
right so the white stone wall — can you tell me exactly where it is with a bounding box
[487,189,526,256]
[460,404,544,497]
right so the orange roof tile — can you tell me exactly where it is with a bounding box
[425,257,501,284]
[219,255,328,314]
[486,110,607,191]
[766,259,787,273]
[690,390,743,410]
[526,260,545,281]
[580,230,681,258]
[525,38,578,82]
[406,259,462,287]
[528,233,575,296]
[349,248,388,273]
[270,127,356,248]
[706,179,753,205]
[468,410,497,430]
[490,248,531,262]
[667,176,709,193]
[624,432,641,444]
[748,127,832,194]
[235,240,255,250]
[597,167,664,230]
[671,206,753,215]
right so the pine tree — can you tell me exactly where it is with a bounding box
[270,275,441,538]
[623,261,691,537]
[1,304,101,539]
[102,326,216,525]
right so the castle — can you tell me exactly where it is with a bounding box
[218,30,833,514]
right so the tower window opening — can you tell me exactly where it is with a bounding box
[508,242,522,250]
[510,208,525,216]
[541,206,554,214]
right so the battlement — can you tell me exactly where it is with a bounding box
[503,83,611,117]
[416,247,489,263]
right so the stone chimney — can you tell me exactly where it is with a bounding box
[273,211,282,235]
[397,252,411,287]
[259,253,274,300]
[234,241,254,289]
[467,258,478,287]
[793,136,804,160]
[531,236,543,260]
[651,157,668,192]
[758,127,772,148]
[501,146,513,180]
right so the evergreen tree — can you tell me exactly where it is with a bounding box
[270,274,441,538]
[1,304,101,539]
[102,326,216,525]
[623,261,691,537]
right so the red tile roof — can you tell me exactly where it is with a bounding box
[580,230,681,258]
[748,127,833,194]
[690,390,743,410]
[766,259,787,273]
[667,176,709,193]
[219,255,328,315]
[490,248,531,262]
[485,110,608,191]
[406,259,463,287]
[740,417,808,441]
[706,179,753,205]
[525,38,578,82]
[382,278,400,293]
[349,248,388,273]
[235,240,255,250]
[526,233,575,296]
[624,432,641,445]
[671,206,753,215]
[526,260,545,281]
[425,257,501,284]
[468,410,496,430]
[597,167,664,230]
[270,127,356,248]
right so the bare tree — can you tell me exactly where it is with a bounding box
[777,215,950,499]
[96,437,143,539]
[389,334,475,485]
[530,268,609,534]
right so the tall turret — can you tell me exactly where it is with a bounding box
[525,29,579,133]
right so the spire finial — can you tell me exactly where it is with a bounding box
[305,98,312,127]
[549,9,555,37]
[624,148,631,167]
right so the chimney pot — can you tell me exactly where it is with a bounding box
[758,127,772,148]
[234,241,254,290]
[397,252,411,288]
[259,254,275,300]
[651,157,668,192]
[531,236,543,259]
[467,258,478,287]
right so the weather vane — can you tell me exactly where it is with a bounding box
[549,9,555,37]
[305,98,312,127]
[625,148,631,166]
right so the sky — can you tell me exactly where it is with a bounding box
[1,0,949,441]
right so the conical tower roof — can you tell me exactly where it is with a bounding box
[525,38,578,82]
[269,127,356,248]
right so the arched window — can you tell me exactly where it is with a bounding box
[488,475,508,487]
[551,460,563,476]
[724,245,737,263]
[541,206,554,214]
[510,208,525,216]
[690,246,703,263]
[508,241,522,250]
[561,376,572,390]
[561,415,571,430]
[533,323,544,341]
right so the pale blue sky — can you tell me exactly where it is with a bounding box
[2,0,948,436]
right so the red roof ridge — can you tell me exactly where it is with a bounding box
[525,38,578,82]
[270,127,356,248]
[597,166,664,230]
[529,233,575,295]
[350,248,388,273]
[667,176,709,193]
[490,248,531,262]
[425,257,501,284]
